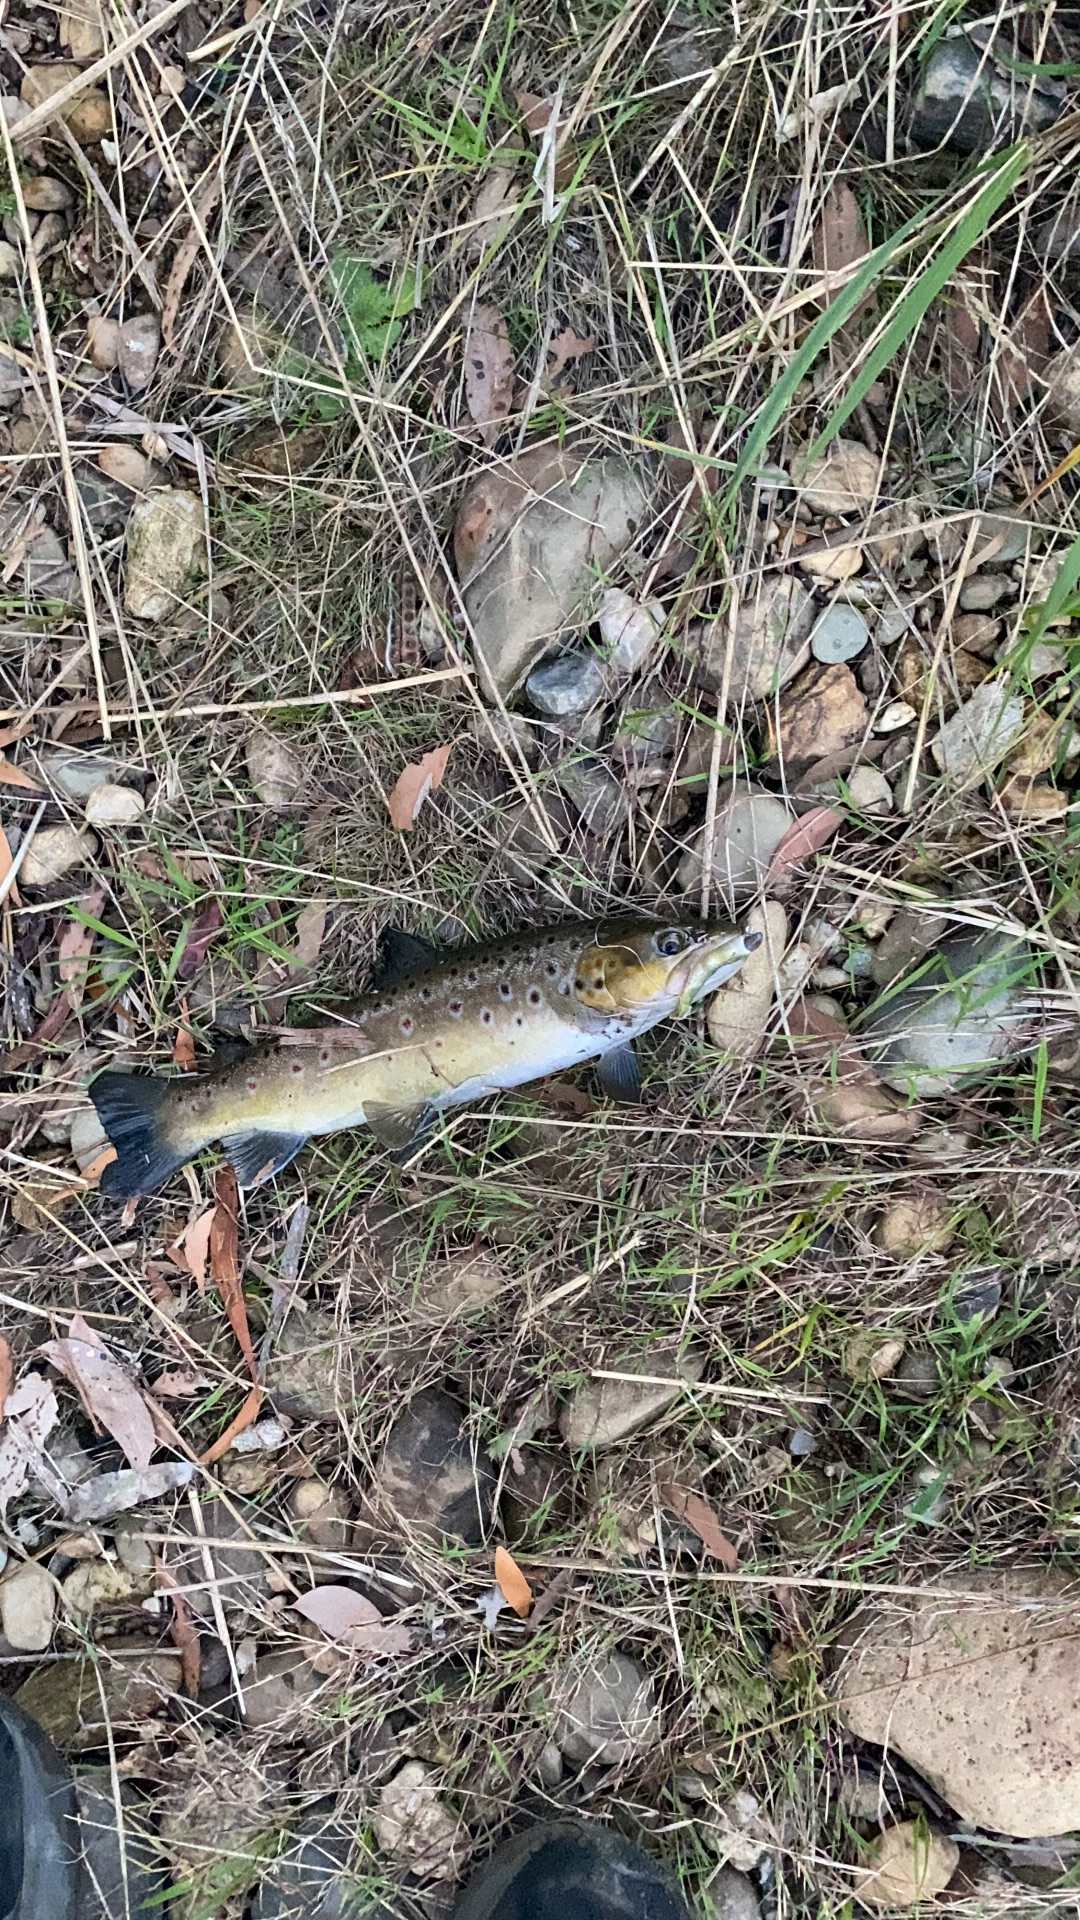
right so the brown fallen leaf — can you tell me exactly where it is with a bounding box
[178,900,223,979]
[156,1557,202,1696]
[161,170,224,353]
[765,806,843,885]
[151,1367,212,1400]
[293,1585,413,1656]
[660,1482,739,1570]
[211,1167,258,1382]
[464,303,514,447]
[57,885,106,1012]
[42,1313,155,1472]
[0,756,45,792]
[468,167,518,254]
[515,88,559,135]
[546,326,596,383]
[494,1543,533,1617]
[171,1204,215,1292]
[289,899,327,973]
[387,745,453,832]
[78,1145,117,1188]
[811,180,869,315]
[0,1335,12,1422]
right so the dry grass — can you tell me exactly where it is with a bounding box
[3,0,1080,1915]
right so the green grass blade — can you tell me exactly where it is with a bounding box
[1024,532,1080,652]
[806,142,1030,462]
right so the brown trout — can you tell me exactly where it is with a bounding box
[91,917,760,1198]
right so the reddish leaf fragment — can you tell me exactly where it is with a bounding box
[515,89,558,135]
[464,303,514,447]
[0,826,18,907]
[199,1383,263,1465]
[172,1204,215,1293]
[157,1559,202,1696]
[661,1482,739,1569]
[0,757,45,793]
[57,885,106,1012]
[546,326,596,383]
[811,181,869,312]
[293,1584,413,1656]
[211,1167,258,1382]
[468,167,518,254]
[178,900,223,980]
[387,745,453,832]
[42,1313,155,1472]
[494,1544,533,1617]
[765,807,843,885]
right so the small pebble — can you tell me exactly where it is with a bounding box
[877,602,918,645]
[788,1426,817,1458]
[526,652,606,717]
[810,603,869,665]
[117,314,161,393]
[87,316,121,371]
[844,765,893,816]
[0,239,17,280]
[23,175,73,211]
[875,699,917,732]
[951,1273,1003,1325]
[960,575,1009,612]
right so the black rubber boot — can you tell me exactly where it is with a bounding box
[0,1697,79,1920]
[453,1821,692,1920]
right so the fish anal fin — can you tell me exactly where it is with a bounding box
[366,1099,435,1155]
[223,1129,308,1188]
[374,926,440,988]
[597,1042,641,1104]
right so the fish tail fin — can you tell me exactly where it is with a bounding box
[89,1071,193,1198]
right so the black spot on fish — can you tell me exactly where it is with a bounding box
[575,977,585,992]
[290,1059,304,1077]
[481,1008,493,1025]
[499,982,513,1001]
[559,983,570,997]
[449,999,463,1018]
[514,1014,525,1028]
[465,969,479,988]
[420,986,432,1003]
[545,960,558,977]
[528,987,541,1007]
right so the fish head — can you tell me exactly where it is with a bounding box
[574,921,763,1020]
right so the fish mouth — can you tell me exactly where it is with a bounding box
[669,927,763,1015]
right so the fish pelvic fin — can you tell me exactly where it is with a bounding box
[222,1128,308,1189]
[90,1070,194,1199]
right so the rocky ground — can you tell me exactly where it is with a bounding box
[2,2,1080,1917]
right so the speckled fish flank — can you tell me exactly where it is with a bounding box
[90,918,760,1197]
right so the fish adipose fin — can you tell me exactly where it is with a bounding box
[223,1129,308,1188]
[373,926,441,989]
[90,1071,192,1199]
[597,1042,641,1104]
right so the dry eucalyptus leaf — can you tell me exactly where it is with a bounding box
[660,1483,740,1569]
[65,1460,195,1525]
[765,807,843,884]
[0,1372,58,1514]
[494,1543,533,1618]
[547,326,596,383]
[42,1314,155,1472]
[387,745,453,831]
[811,180,869,313]
[293,1584,413,1656]
[468,169,517,253]
[464,303,514,446]
[172,1205,215,1291]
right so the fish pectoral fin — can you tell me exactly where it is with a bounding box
[222,1128,309,1189]
[373,926,440,988]
[366,1099,436,1155]
[596,1041,642,1105]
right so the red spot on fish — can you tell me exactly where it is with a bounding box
[400,1015,414,1037]
[290,1059,304,1076]
[246,1077,258,1094]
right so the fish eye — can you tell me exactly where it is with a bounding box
[654,927,691,958]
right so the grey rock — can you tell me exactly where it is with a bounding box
[124,487,205,623]
[15,1645,182,1748]
[31,212,66,262]
[37,748,136,804]
[74,1774,166,1919]
[678,790,793,899]
[864,928,1032,1097]
[553,756,628,841]
[687,577,815,700]
[711,1867,762,1920]
[560,1347,703,1450]
[1035,208,1080,265]
[454,446,650,699]
[893,1347,939,1400]
[931,678,1025,778]
[0,348,21,407]
[960,574,1010,612]
[252,1821,371,1920]
[912,35,1064,155]
[117,313,161,393]
[877,601,919,646]
[976,508,1034,564]
[526,652,606,717]
[265,1308,344,1420]
[788,1426,817,1458]
[74,463,131,535]
[376,1388,494,1544]
[951,1272,1003,1325]
[554,1651,662,1763]
[612,694,678,765]
[810,603,869,665]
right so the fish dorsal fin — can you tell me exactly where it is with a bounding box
[374,926,441,989]
[574,944,620,1012]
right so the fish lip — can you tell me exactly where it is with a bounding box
[669,928,761,1007]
